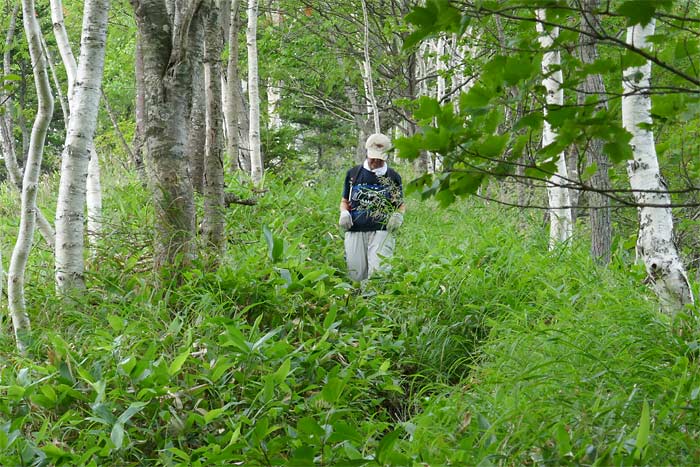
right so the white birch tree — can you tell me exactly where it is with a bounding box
[360,0,380,134]
[247,0,264,187]
[266,3,282,130]
[536,9,573,249]
[47,0,102,249]
[51,0,105,252]
[622,19,694,313]
[54,0,110,291]
[2,6,55,248]
[9,0,55,352]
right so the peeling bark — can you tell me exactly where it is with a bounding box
[623,20,694,313]
[536,9,573,249]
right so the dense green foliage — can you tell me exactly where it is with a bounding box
[1,169,699,466]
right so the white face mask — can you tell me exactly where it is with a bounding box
[364,159,388,176]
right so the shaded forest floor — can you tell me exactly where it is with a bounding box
[1,168,699,466]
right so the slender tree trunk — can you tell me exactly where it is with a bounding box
[133,38,147,177]
[622,20,694,313]
[202,0,225,257]
[54,0,110,291]
[101,88,136,164]
[238,79,252,173]
[9,0,55,352]
[185,10,206,193]
[579,0,612,265]
[225,0,242,172]
[132,0,198,272]
[536,9,573,249]
[51,0,106,260]
[360,0,380,133]
[247,0,263,187]
[2,5,55,249]
[40,35,69,124]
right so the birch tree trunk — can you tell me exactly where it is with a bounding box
[54,0,110,292]
[579,0,612,265]
[622,20,694,313]
[536,9,573,249]
[360,0,380,133]
[238,79,252,173]
[51,0,105,256]
[203,0,225,257]
[266,1,282,130]
[2,6,55,249]
[131,0,197,272]
[225,0,243,172]
[247,0,264,187]
[9,0,55,352]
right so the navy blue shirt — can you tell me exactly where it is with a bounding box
[342,165,403,231]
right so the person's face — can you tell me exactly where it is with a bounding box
[367,157,385,170]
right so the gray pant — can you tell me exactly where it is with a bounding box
[344,230,395,282]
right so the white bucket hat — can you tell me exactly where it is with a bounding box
[365,133,392,160]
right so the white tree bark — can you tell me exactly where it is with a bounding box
[54,0,110,291]
[247,0,264,187]
[622,20,694,313]
[2,6,55,249]
[9,0,55,352]
[434,36,446,103]
[51,0,104,251]
[536,9,573,249]
[267,4,282,130]
[360,0,380,133]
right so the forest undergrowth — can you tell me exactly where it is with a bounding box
[1,167,699,466]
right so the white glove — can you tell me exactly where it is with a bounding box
[339,210,353,230]
[386,212,403,232]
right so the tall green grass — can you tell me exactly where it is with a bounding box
[0,168,698,466]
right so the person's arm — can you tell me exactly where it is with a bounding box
[340,198,351,212]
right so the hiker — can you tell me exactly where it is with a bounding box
[339,133,405,282]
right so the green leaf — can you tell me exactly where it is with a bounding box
[603,139,633,163]
[413,96,441,121]
[634,400,651,461]
[323,305,338,330]
[376,429,401,464]
[479,135,508,159]
[460,85,493,111]
[405,6,435,28]
[580,163,598,182]
[111,422,125,449]
[616,1,657,26]
[107,315,124,332]
[622,51,648,70]
[117,402,147,425]
[263,225,284,263]
[297,416,325,439]
[168,347,190,376]
[321,377,345,404]
[451,172,484,195]
[675,38,699,61]
[272,358,291,383]
[394,136,422,161]
[555,422,572,458]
